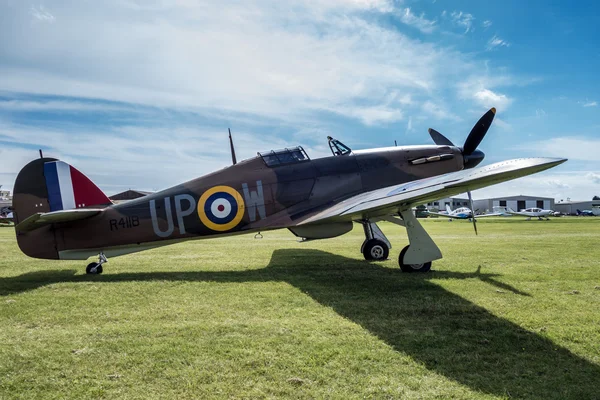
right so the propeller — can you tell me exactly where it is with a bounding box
[428,107,496,170]
[427,107,497,235]
[467,191,478,235]
[428,128,454,146]
[463,107,496,155]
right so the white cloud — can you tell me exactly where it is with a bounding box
[458,77,513,110]
[586,172,600,184]
[486,35,510,51]
[397,8,436,33]
[450,11,475,33]
[546,179,570,189]
[327,104,403,125]
[482,20,492,29]
[517,137,600,161]
[473,89,511,109]
[474,171,599,202]
[30,5,55,22]
[0,120,332,194]
[0,99,133,113]
[0,0,481,127]
[583,101,597,107]
[421,101,460,121]
[0,0,540,195]
[492,117,512,131]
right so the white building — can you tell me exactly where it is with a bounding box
[473,195,555,213]
[554,200,599,215]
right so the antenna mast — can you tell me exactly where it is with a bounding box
[228,128,237,165]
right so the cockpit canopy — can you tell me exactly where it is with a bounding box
[454,207,471,214]
[525,208,543,212]
[258,146,310,167]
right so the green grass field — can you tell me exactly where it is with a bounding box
[1,218,599,399]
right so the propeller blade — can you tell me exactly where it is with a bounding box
[468,191,478,235]
[428,128,455,146]
[463,108,496,155]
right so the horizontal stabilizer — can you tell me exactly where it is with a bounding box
[16,208,103,233]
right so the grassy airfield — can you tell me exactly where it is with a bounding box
[0,218,599,399]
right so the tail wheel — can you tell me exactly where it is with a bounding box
[399,245,432,273]
[362,239,389,261]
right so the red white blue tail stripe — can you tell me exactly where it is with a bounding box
[44,161,111,211]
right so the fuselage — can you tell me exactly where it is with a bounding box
[449,207,473,219]
[20,145,466,259]
[514,208,553,217]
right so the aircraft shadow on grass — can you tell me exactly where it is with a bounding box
[2,249,599,398]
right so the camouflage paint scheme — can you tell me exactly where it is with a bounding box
[13,144,465,260]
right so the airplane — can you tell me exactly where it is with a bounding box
[0,193,13,225]
[11,108,567,274]
[426,205,472,220]
[506,207,554,220]
[425,204,502,222]
[576,209,595,216]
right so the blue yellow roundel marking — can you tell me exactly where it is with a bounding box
[197,186,245,231]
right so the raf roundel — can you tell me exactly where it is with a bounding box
[197,186,245,231]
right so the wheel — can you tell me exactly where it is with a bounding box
[362,239,389,261]
[86,262,103,275]
[398,245,432,273]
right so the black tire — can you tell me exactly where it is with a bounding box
[398,245,432,273]
[362,239,389,261]
[86,262,103,275]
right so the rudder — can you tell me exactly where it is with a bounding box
[13,158,111,259]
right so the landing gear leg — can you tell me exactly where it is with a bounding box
[86,252,107,275]
[383,209,442,272]
[360,220,391,261]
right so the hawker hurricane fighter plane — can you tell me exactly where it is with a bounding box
[12,108,566,274]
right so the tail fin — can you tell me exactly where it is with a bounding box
[43,160,111,211]
[446,204,452,214]
[13,158,111,259]
[576,209,581,215]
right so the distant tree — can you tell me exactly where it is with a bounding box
[593,195,600,200]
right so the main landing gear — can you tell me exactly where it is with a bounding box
[86,251,107,275]
[359,209,442,272]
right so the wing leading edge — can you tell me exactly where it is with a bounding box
[299,157,567,224]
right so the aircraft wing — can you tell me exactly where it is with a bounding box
[298,157,566,225]
[424,211,464,219]
[473,212,503,218]
[504,209,526,216]
[15,209,104,233]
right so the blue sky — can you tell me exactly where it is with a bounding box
[1,0,598,200]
